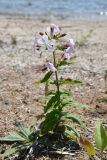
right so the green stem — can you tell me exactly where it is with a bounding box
[53,51,60,102]
[101,151,103,160]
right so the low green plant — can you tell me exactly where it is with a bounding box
[0,122,38,157]
[80,121,107,160]
[95,121,107,160]
[11,35,17,45]
[0,24,86,158]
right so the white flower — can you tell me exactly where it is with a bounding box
[34,34,56,52]
[46,62,56,72]
[47,39,56,51]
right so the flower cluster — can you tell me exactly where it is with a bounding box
[34,24,76,72]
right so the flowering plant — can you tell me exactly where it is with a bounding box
[0,24,86,158]
[34,24,85,137]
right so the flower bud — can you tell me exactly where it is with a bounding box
[47,24,60,35]
[61,52,71,60]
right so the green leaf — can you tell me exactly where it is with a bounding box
[61,98,87,109]
[71,100,87,109]
[66,114,84,128]
[0,147,17,157]
[44,93,59,112]
[48,89,69,96]
[59,89,70,96]
[57,61,72,67]
[95,121,107,152]
[47,90,56,96]
[0,143,30,158]
[59,79,81,85]
[40,109,61,134]
[64,124,80,138]
[18,122,31,140]
[80,136,95,157]
[33,71,52,84]
[0,132,26,142]
[41,72,52,83]
[58,33,67,38]
[50,79,81,85]
[57,56,77,67]
[64,129,78,141]
[61,111,68,116]
[61,98,73,107]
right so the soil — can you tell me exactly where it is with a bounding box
[0,16,107,159]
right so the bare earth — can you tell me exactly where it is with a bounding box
[0,16,107,159]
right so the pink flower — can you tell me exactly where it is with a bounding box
[61,52,71,60]
[46,62,56,72]
[47,24,60,35]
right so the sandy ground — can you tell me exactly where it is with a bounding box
[0,16,107,159]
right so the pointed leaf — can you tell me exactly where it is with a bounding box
[59,79,81,85]
[64,129,78,141]
[58,33,67,38]
[95,121,107,152]
[44,93,59,112]
[41,72,52,83]
[40,109,61,134]
[80,136,95,157]
[0,132,25,142]
[50,79,81,85]
[72,100,87,109]
[61,98,73,107]
[64,124,80,138]
[57,61,72,67]
[66,114,84,127]
[48,89,69,96]
[0,143,30,158]
[57,56,77,67]
[33,72,52,84]
[0,147,17,157]
[18,122,31,139]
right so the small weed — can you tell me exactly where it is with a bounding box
[11,36,17,45]
[104,70,107,94]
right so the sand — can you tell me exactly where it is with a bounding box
[0,15,107,159]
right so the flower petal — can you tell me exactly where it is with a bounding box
[66,46,75,54]
[46,62,56,72]
[68,38,75,46]
[41,34,49,44]
[47,39,56,51]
